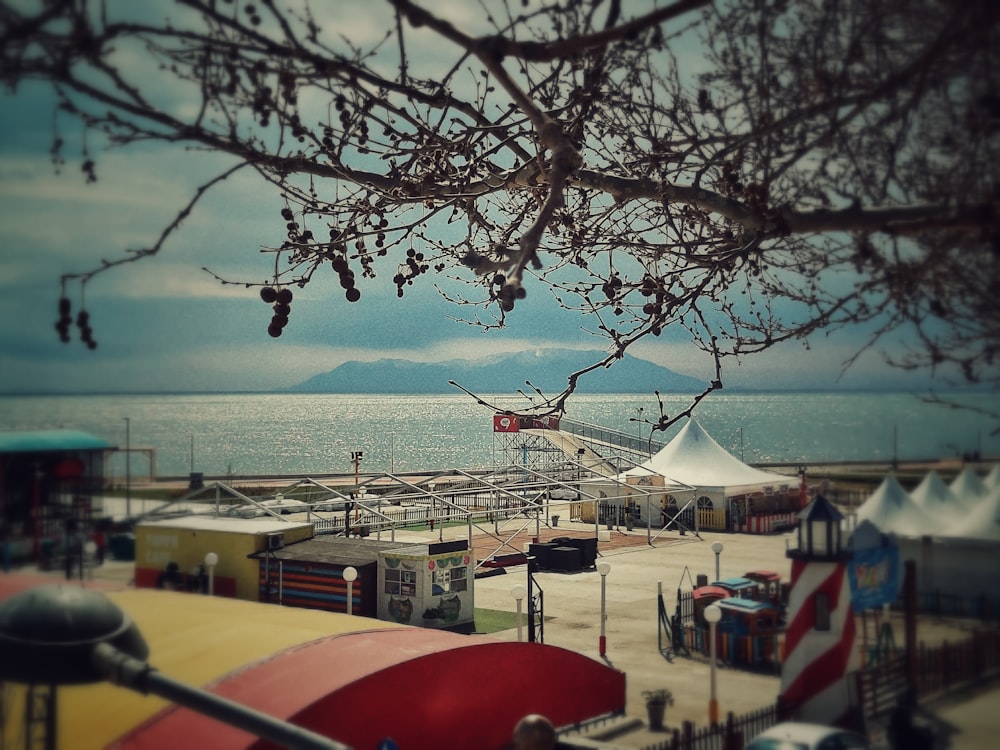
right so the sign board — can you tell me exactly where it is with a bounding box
[847,541,901,610]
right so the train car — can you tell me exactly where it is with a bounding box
[715,597,781,668]
[710,576,758,600]
[692,584,729,626]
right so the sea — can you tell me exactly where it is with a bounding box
[1,391,997,479]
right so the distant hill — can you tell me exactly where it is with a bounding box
[287,349,703,394]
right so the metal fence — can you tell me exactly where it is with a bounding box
[637,704,778,750]
[632,628,1000,750]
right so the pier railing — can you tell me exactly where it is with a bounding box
[558,417,667,458]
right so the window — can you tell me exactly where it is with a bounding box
[431,565,467,594]
[815,591,831,631]
[385,568,416,596]
[697,496,714,510]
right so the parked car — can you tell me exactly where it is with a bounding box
[745,722,869,750]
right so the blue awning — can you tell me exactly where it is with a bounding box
[0,430,114,454]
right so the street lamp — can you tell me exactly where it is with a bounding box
[712,541,724,581]
[123,417,131,520]
[511,584,526,642]
[342,566,358,614]
[204,552,219,596]
[704,602,722,724]
[429,482,442,542]
[597,562,611,656]
[0,585,347,750]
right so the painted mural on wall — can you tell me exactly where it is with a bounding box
[378,544,474,629]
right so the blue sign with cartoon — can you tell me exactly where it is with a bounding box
[847,521,901,610]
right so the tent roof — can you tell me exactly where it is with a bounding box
[0,577,624,750]
[620,418,791,491]
[984,464,1000,489]
[947,485,1000,541]
[949,466,987,504]
[0,429,113,454]
[855,474,933,537]
[910,471,965,511]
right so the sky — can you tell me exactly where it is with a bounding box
[0,2,966,396]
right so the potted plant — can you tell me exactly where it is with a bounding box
[642,688,674,730]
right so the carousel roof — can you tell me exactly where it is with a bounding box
[0,577,624,750]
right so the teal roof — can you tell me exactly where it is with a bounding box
[712,576,756,590]
[717,597,774,613]
[0,430,113,454]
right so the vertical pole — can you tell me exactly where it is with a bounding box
[709,619,719,724]
[32,463,41,560]
[600,572,608,656]
[124,417,131,521]
[516,598,523,642]
[904,559,918,691]
[527,557,536,644]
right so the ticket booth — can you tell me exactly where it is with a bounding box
[378,539,474,630]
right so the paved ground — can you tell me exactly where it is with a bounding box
[17,518,999,749]
[445,518,1000,748]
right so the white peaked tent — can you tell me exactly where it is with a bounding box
[984,464,1000,489]
[947,484,1000,541]
[949,466,988,505]
[620,418,790,490]
[910,470,968,514]
[593,418,795,531]
[854,474,933,537]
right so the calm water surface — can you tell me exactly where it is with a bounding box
[1,392,996,477]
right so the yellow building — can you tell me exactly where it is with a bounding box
[134,515,313,599]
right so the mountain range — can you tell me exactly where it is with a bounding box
[287,349,703,394]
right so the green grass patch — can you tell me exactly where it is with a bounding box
[473,607,518,634]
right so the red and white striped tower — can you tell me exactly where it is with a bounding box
[779,495,861,729]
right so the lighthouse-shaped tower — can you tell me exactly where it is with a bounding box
[779,495,861,729]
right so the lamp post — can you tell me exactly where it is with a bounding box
[704,602,722,724]
[511,584,526,642]
[597,562,611,656]
[204,552,218,596]
[712,541,723,581]
[429,482,442,542]
[123,417,131,520]
[342,566,358,614]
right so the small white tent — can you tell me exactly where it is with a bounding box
[910,470,968,514]
[854,474,933,537]
[947,485,1000,541]
[949,466,987,506]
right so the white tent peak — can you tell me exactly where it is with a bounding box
[621,418,790,490]
[948,484,1000,540]
[949,466,987,504]
[855,474,933,537]
[910,470,963,511]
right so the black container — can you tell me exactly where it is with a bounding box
[528,542,557,570]
[549,546,582,573]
